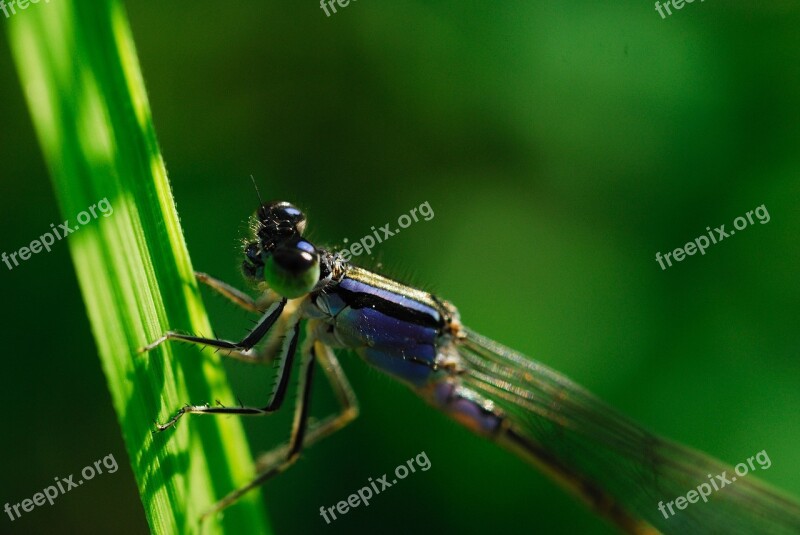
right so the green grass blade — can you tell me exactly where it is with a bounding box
[8,2,271,534]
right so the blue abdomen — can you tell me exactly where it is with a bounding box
[312,267,446,387]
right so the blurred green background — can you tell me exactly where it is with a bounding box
[1,1,799,534]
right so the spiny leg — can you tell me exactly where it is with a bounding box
[139,298,288,355]
[195,271,275,313]
[141,298,303,366]
[194,270,285,360]
[251,298,306,366]
[199,332,317,522]
[254,340,360,469]
[155,318,301,431]
[200,339,359,522]
[304,340,359,438]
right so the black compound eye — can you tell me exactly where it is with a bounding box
[244,242,261,263]
[272,237,317,272]
[262,236,320,298]
[257,201,306,240]
[242,241,264,280]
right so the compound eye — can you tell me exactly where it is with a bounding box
[257,201,306,238]
[263,236,320,298]
[241,241,264,280]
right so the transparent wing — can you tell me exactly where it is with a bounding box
[458,328,800,535]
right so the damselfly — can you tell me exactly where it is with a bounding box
[141,201,800,534]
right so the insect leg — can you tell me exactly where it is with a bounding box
[254,339,360,469]
[195,271,276,313]
[139,298,288,354]
[155,317,300,431]
[200,336,359,522]
[302,339,360,439]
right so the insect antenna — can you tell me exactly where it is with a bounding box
[250,174,265,206]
